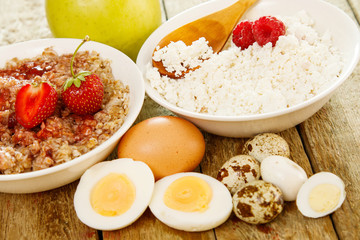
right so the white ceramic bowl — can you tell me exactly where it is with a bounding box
[137,0,360,137]
[0,38,145,193]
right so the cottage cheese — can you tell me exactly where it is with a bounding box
[147,11,343,116]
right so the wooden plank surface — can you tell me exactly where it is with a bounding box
[299,71,360,239]
[0,0,359,239]
[202,129,339,240]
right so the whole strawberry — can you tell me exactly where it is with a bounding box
[15,82,58,129]
[61,36,104,115]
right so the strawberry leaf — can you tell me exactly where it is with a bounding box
[77,75,85,81]
[63,72,92,91]
[64,77,74,91]
[74,78,81,87]
[77,71,91,79]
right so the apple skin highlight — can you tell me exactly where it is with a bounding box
[45,0,162,61]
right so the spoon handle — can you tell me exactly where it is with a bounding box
[202,0,258,52]
[152,0,258,79]
[157,0,258,52]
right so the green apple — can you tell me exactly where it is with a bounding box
[45,0,162,61]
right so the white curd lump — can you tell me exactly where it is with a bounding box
[147,11,343,116]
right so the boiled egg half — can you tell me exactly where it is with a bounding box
[74,158,154,230]
[296,172,346,218]
[149,172,232,232]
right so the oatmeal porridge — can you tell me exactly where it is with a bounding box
[0,47,129,174]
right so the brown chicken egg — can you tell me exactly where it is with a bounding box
[232,180,284,224]
[117,116,205,180]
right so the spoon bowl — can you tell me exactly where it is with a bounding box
[152,0,257,78]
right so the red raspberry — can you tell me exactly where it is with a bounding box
[232,21,255,50]
[252,16,286,47]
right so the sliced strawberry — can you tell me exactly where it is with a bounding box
[61,36,104,116]
[15,82,58,129]
[61,73,104,115]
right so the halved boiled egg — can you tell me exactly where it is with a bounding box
[296,172,346,218]
[74,158,154,230]
[149,172,232,232]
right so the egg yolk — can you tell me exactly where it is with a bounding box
[308,184,341,212]
[90,173,135,216]
[163,176,212,212]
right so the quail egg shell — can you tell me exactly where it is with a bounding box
[261,155,308,201]
[243,133,290,162]
[73,158,155,230]
[217,155,260,195]
[232,180,284,224]
[149,172,232,232]
[296,172,346,218]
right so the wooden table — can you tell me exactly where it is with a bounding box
[0,0,359,239]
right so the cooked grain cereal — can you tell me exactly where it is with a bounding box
[0,47,129,174]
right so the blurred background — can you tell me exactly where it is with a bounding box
[0,0,51,45]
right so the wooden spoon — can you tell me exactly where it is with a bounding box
[152,0,257,79]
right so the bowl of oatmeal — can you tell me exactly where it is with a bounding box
[0,38,145,193]
[137,0,360,137]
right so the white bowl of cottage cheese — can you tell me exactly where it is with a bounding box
[137,0,360,137]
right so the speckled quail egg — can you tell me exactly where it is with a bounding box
[73,158,155,230]
[217,155,260,195]
[149,172,232,232]
[261,155,308,201]
[296,172,346,218]
[232,180,284,224]
[243,133,290,162]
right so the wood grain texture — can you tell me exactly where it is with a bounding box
[298,63,360,240]
[0,0,359,239]
[348,0,360,21]
[0,183,98,240]
[104,209,215,240]
[201,128,338,240]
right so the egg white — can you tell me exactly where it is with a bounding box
[261,155,308,201]
[149,172,232,232]
[296,172,346,218]
[73,158,154,230]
